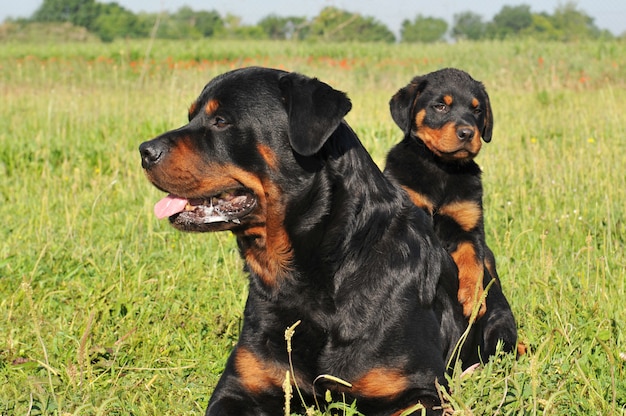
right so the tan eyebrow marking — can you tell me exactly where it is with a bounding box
[205,99,219,115]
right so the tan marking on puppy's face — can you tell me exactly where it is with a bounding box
[413,109,482,161]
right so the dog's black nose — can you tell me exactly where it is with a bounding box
[456,127,475,142]
[139,140,166,169]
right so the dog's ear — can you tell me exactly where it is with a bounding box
[279,73,352,156]
[389,75,427,133]
[480,82,494,142]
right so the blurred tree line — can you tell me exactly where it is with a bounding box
[8,0,617,42]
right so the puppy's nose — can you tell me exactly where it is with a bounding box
[139,139,166,169]
[456,127,475,142]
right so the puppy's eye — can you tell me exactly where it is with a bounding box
[433,104,448,112]
[473,107,482,116]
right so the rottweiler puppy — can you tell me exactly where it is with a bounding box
[384,68,519,359]
[140,67,469,415]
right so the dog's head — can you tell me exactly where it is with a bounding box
[139,67,351,234]
[389,68,493,162]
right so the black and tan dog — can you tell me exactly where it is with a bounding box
[140,67,473,415]
[384,68,519,358]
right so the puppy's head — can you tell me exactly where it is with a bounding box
[139,67,351,234]
[389,68,493,162]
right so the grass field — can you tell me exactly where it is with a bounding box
[1,38,625,415]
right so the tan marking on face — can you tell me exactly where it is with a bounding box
[256,143,279,171]
[351,368,409,399]
[451,242,485,318]
[229,175,293,288]
[205,98,219,115]
[414,110,481,161]
[144,138,293,286]
[401,186,435,215]
[222,172,291,287]
[143,135,207,194]
[438,200,481,232]
[443,95,453,106]
[471,97,479,108]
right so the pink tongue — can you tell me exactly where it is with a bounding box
[154,194,189,219]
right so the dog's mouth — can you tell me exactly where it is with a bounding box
[153,188,257,230]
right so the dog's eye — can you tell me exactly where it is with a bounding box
[433,104,448,113]
[212,116,229,129]
[473,107,482,116]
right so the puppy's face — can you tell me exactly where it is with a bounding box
[390,68,493,163]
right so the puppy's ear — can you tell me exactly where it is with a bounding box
[279,73,352,156]
[389,75,427,133]
[480,82,494,142]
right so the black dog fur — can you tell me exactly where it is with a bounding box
[384,68,519,360]
[140,67,475,415]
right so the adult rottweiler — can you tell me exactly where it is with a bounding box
[383,68,519,358]
[139,67,469,415]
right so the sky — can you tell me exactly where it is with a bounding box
[2,0,625,36]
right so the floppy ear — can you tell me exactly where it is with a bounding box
[389,75,427,134]
[480,82,494,142]
[278,73,352,156]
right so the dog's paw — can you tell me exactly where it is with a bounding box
[458,284,486,319]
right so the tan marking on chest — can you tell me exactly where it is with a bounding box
[438,200,481,231]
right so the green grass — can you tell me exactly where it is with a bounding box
[1,38,625,415]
